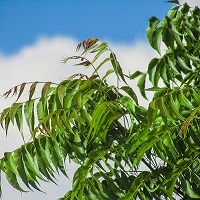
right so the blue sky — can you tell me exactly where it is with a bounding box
[0,1,199,200]
[0,0,172,55]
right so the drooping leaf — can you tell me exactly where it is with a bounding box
[56,84,66,107]
[137,73,147,99]
[152,27,163,54]
[167,57,180,75]
[3,89,12,99]
[41,82,52,97]
[168,94,184,120]
[177,56,192,72]
[110,53,127,84]
[146,17,161,50]
[24,99,35,133]
[92,57,112,76]
[120,86,138,105]
[88,101,123,142]
[102,69,115,81]
[9,103,22,124]
[29,82,38,101]
[177,90,194,109]
[71,146,109,199]
[16,82,26,101]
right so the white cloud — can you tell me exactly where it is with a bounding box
[179,0,200,7]
[0,36,157,199]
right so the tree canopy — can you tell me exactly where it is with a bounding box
[0,1,200,199]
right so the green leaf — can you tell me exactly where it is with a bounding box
[190,171,200,186]
[48,138,67,177]
[92,43,108,63]
[177,90,194,109]
[170,23,183,36]
[42,82,52,97]
[166,174,179,200]
[21,146,46,182]
[167,6,179,19]
[152,27,163,54]
[9,103,22,124]
[185,53,200,62]
[177,56,192,71]
[181,3,189,14]
[14,104,24,141]
[137,73,147,99]
[117,96,135,115]
[128,130,149,154]
[90,42,107,53]
[56,84,66,107]
[120,171,149,199]
[167,57,180,75]
[171,31,184,49]
[71,108,85,125]
[71,146,109,199]
[37,99,45,121]
[148,58,159,85]
[168,94,184,120]
[146,17,160,49]
[162,29,175,49]
[146,87,163,91]
[157,97,174,121]
[193,89,200,103]
[0,108,10,125]
[1,161,26,192]
[102,69,115,81]
[160,64,169,86]
[129,71,143,80]
[182,178,200,198]
[24,99,35,133]
[185,26,197,41]
[166,0,179,4]
[148,104,157,125]
[136,136,159,166]
[120,86,138,104]
[4,152,19,175]
[88,102,123,142]
[110,53,126,84]
[92,57,112,76]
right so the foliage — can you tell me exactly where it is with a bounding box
[0,1,200,199]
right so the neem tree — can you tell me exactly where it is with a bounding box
[0,1,200,199]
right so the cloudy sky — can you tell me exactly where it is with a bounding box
[0,1,199,199]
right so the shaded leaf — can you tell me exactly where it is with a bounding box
[137,73,147,99]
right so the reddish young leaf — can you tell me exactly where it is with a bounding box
[16,82,26,101]
[29,82,38,100]
[42,82,52,97]
[12,86,18,97]
[75,61,91,67]
[3,89,12,98]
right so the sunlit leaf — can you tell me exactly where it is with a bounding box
[177,56,192,72]
[24,99,35,133]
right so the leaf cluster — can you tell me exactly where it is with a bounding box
[0,2,200,200]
